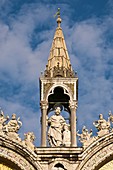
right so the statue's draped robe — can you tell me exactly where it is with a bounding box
[48,115,65,146]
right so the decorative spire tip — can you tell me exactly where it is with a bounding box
[54,8,62,27]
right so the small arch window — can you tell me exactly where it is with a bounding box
[54,163,67,170]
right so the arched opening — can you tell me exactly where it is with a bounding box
[48,86,70,113]
[0,157,21,170]
[95,154,113,170]
[54,163,67,170]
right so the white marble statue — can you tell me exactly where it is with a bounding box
[48,107,65,147]
[63,124,71,147]
[23,132,35,151]
[109,111,113,123]
[77,126,94,148]
[5,113,22,141]
[93,114,110,137]
[0,108,9,134]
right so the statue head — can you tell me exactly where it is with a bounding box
[12,113,16,120]
[24,132,35,142]
[64,123,70,130]
[99,114,103,120]
[0,110,4,116]
[55,107,61,115]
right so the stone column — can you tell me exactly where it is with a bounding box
[69,101,77,147]
[40,101,48,147]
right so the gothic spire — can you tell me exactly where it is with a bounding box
[44,10,75,78]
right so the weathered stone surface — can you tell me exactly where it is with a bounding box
[0,134,42,170]
[48,107,66,147]
[93,113,110,137]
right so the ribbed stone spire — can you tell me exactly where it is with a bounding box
[44,10,75,78]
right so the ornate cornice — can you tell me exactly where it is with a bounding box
[0,135,43,170]
[77,132,113,170]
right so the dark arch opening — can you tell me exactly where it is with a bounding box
[54,163,66,169]
[94,154,113,170]
[48,86,70,113]
[0,157,21,170]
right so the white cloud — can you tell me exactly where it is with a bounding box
[0,1,113,146]
[64,17,113,132]
[0,97,41,145]
[0,3,54,145]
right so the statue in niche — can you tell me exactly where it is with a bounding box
[63,123,71,147]
[48,107,66,147]
[22,132,35,151]
[93,113,110,137]
[77,126,94,148]
[0,108,9,134]
[5,113,22,141]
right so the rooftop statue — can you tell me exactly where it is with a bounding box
[109,111,113,123]
[93,113,110,137]
[22,132,35,151]
[0,108,9,134]
[5,113,22,141]
[54,8,60,17]
[48,107,66,147]
[77,126,94,148]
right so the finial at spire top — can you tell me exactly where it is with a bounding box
[54,8,62,27]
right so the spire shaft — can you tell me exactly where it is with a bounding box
[44,10,75,78]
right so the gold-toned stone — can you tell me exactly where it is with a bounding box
[0,164,13,170]
[43,83,53,95]
[44,15,75,78]
[64,83,74,93]
[99,160,113,170]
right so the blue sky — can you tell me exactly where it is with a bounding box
[0,0,113,146]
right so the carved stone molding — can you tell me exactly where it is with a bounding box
[0,135,43,170]
[78,132,113,170]
[0,146,35,170]
[40,101,48,110]
[48,158,71,170]
[69,100,78,110]
[99,160,113,170]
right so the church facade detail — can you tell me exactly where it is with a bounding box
[0,10,113,170]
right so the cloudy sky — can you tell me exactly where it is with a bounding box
[0,0,113,146]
